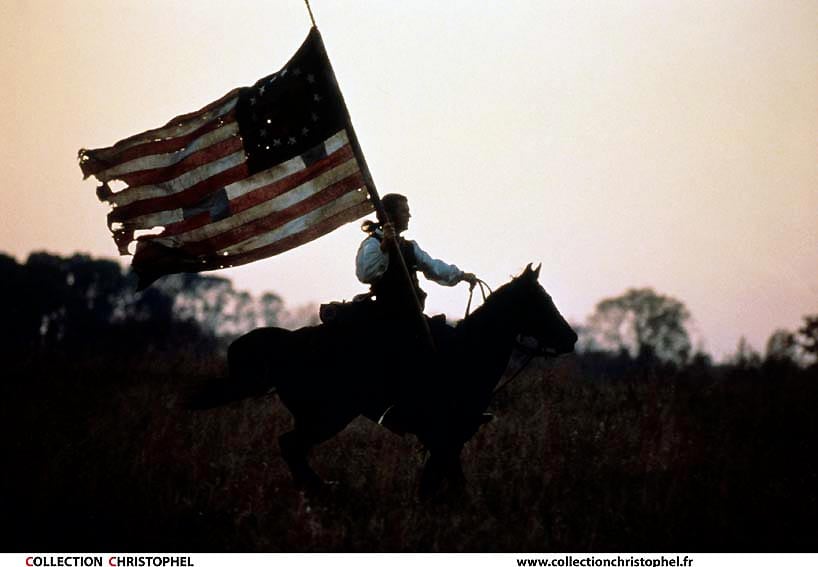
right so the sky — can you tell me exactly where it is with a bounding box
[2,1,816,359]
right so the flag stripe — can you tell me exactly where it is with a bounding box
[147,167,364,256]
[138,211,211,240]
[109,158,248,222]
[86,91,239,162]
[218,172,366,254]
[108,128,345,210]
[109,150,247,210]
[133,199,373,276]
[148,153,361,245]
[135,135,355,240]
[221,186,369,255]
[81,109,238,178]
[111,135,244,188]
[223,199,374,268]
[230,144,355,215]
[224,129,351,201]
[93,121,240,182]
[127,208,185,230]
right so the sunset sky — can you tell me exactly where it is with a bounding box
[2,1,816,359]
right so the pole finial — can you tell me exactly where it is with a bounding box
[304,0,317,28]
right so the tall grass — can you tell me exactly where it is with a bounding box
[4,352,817,551]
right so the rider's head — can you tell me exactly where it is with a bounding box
[382,193,411,233]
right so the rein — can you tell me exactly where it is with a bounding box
[464,278,492,318]
[462,278,554,398]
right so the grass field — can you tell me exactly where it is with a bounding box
[4,350,817,551]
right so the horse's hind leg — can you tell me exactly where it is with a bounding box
[419,448,466,501]
[278,429,323,489]
[278,410,357,490]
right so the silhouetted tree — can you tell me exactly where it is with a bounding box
[765,329,798,363]
[797,315,818,366]
[732,336,762,369]
[259,292,285,327]
[585,288,692,364]
[278,302,320,329]
[0,250,326,360]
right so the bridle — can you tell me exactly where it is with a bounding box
[463,279,560,397]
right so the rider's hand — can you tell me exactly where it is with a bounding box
[462,272,478,287]
[380,222,397,251]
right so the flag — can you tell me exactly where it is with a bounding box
[79,28,374,290]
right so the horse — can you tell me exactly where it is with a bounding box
[189,263,577,498]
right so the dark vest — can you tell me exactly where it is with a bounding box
[370,235,427,313]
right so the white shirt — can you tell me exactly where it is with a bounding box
[356,232,464,287]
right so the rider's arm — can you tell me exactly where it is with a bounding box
[356,236,389,283]
[411,241,466,286]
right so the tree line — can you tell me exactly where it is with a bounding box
[577,287,817,370]
[0,251,316,359]
[2,251,815,372]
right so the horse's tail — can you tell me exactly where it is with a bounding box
[184,327,293,410]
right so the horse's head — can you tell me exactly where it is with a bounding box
[510,263,578,356]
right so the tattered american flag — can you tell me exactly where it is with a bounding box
[79,28,374,289]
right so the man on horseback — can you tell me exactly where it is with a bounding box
[356,193,477,313]
[355,193,478,434]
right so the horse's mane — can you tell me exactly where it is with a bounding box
[456,274,525,332]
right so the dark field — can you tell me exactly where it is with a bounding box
[4,351,817,551]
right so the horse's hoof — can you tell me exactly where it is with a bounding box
[477,412,495,425]
[298,477,340,496]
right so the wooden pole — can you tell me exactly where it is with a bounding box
[311,26,435,351]
[303,0,317,28]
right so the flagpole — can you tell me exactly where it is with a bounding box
[303,0,317,28]
[310,24,436,352]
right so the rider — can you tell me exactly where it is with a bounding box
[356,193,477,321]
[355,193,479,433]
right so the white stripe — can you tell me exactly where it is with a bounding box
[126,208,184,230]
[219,189,370,255]
[152,157,361,248]
[225,155,305,201]
[90,95,239,161]
[224,129,350,200]
[324,129,350,155]
[109,151,246,207]
[95,122,240,182]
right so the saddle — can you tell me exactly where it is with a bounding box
[318,293,376,326]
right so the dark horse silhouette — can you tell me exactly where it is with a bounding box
[190,264,577,497]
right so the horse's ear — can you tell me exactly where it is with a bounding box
[522,263,540,280]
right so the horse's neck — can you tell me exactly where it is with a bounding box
[458,290,521,361]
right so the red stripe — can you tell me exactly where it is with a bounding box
[226,201,374,267]
[109,162,249,223]
[133,200,373,278]
[164,171,365,256]
[80,110,237,178]
[115,135,243,187]
[230,144,356,215]
[145,144,356,238]
[151,211,212,238]
[152,88,240,131]
[106,88,239,150]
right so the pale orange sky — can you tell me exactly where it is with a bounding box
[2,1,816,359]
